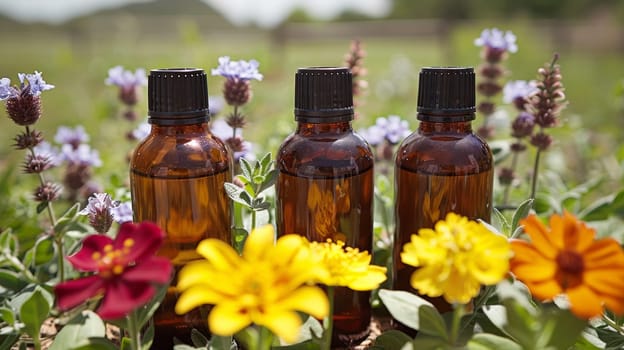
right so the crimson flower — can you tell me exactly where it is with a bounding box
[55,221,172,320]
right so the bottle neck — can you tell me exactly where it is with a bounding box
[418,119,473,134]
[150,121,210,136]
[295,120,353,136]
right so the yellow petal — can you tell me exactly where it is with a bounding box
[177,260,217,290]
[208,302,252,336]
[261,310,302,344]
[243,224,275,261]
[520,215,558,259]
[278,286,329,320]
[175,285,225,315]
[197,239,242,270]
[347,266,388,291]
[443,270,480,304]
[566,284,603,319]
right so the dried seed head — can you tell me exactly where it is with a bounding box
[223,78,251,106]
[530,131,553,151]
[14,129,44,150]
[498,167,515,186]
[23,154,53,173]
[6,89,42,126]
[33,182,62,202]
[226,112,247,129]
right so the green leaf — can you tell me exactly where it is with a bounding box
[418,305,447,338]
[33,236,55,266]
[0,269,28,294]
[49,310,106,350]
[0,229,18,256]
[467,333,522,350]
[272,340,318,350]
[190,328,209,347]
[0,334,19,350]
[257,169,278,195]
[542,308,588,350]
[71,338,118,350]
[224,183,251,207]
[491,208,510,236]
[141,321,154,350]
[258,152,272,174]
[373,330,412,349]
[410,334,447,349]
[54,202,82,235]
[378,289,434,331]
[239,190,253,207]
[208,334,233,350]
[0,307,15,326]
[36,201,48,214]
[239,158,253,180]
[610,190,624,219]
[511,198,533,234]
[19,288,51,341]
[136,283,168,328]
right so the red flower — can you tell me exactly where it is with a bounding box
[55,221,172,320]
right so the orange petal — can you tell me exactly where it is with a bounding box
[584,269,624,297]
[566,284,603,319]
[601,293,624,315]
[523,279,562,301]
[510,240,550,263]
[520,215,558,259]
[559,211,595,253]
[583,239,624,269]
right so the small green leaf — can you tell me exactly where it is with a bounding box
[0,269,28,294]
[49,310,106,350]
[491,208,510,236]
[580,195,615,221]
[511,198,533,233]
[0,229,18,255]
[0,307,15,326]
[468,333,522,350]
[19,288,51,341]
[33,236,55,266]
[239,158,253,180]
[54,202,82,234]
[378,289,434,331]
[418,305,447,338]
[190,328,209,347]
[257,169,278,195]
[542,308,588,350]
[410,334,446,349]
[208,334,234,350]
[224,183,252,207]
[259,152,272,173]
[0,334,19,350]
[373,329,412,349]
[36,201,48,214]
[136,283,168,328]
[72,338,118,350]
[141,322,154,350]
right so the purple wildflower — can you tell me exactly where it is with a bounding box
[131,122,151,141]
[79,193,118,233]
[210,119,254,161]
[209,95,225,116]
[105,66,147,88]
[111,201,133,224]
[211,56,263,81]
[360,115,411,146]
[474,28,518,53]
[34,141,62,166]
[18,71,55,96]
[0,77,17,100]
[60,144,102,167]
[54,126,90,149]
[358,125,384,147]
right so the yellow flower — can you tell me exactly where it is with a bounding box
[400,213,511,304]
[511,211,624,319]
[308,240,387,290]
[175,225,329,343]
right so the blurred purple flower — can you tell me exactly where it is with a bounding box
[54,126,90,148]
[105,66,147,88]
[111,201,133,224]
[0,77,17,100]
[79,193,118,233]
[18,71,55,96]
[209,95,225,116]
[131,122,151,141]
[211,119,254,161]
[503,80,538,104]
[360,115,411,146]
[474,28,518,53]
[34,141,62,166]
[61,144,102,167]
[211,56,263,81]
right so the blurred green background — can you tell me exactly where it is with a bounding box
[1,0,623,200]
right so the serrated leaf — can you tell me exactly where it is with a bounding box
[49,310,106,350]
[511,198,533,234]
[468,333,522,350]
[378,289,434,331]
[19,288,50,341]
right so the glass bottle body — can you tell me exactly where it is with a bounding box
[130,122,231,349]
[276,121,374,346]
[393,119,493,312]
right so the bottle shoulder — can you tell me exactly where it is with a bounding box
[131,132,230,176]
[396,131,493,174]
[277,131,373,177]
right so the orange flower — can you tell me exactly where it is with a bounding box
[510,211,624,319]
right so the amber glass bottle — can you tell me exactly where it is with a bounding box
[276,67,374,346]
[130,68,231,349]
[393,67,493,313]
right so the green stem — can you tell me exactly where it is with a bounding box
[602,314,624,336]
[257,325,273,350]
[4,253,38,284]
[529,148,542,201]
[449,304,465,346]
[251,210,257,231]
[127,310,142,350]
[232,105,239,139]
[321,286,335,350]
[502,146,521,206]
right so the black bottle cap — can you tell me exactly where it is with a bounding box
[417,67,476,121]
[148,68,209,125]
[294,67,354,123]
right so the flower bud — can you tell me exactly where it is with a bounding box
[6,89,42,126]
[530,132,553,151]
[223,78,251,106]
[34,182,61,202]
[14,129,43,150]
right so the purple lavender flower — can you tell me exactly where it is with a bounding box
[503,80,538,104]
[131,121,151,141]
[18,71,55,96]
[211,56,263,81]
[111,201,133,224]
[0,77,18,100]
[209,95,225,116]
[34,141,62,166]
[360,115,411,146]
[474,28,518,53]
[79,193,118,233]
[210,119,254,161]
[60,144,102,167]
[54,126,90,149]
[105,66,147,88]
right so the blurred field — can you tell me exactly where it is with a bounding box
[0,16,623,194]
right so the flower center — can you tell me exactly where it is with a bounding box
[556,250,584,275]
[92,238,135,278]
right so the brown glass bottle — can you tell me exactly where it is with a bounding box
[393,67,493,314]
[130,69,231,349]
[276,67,374,347]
